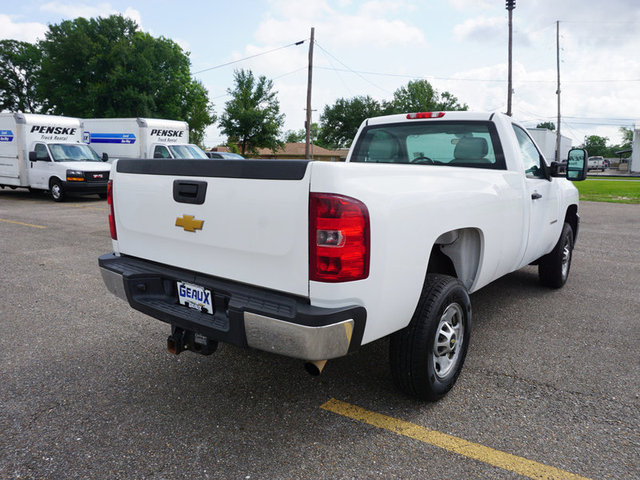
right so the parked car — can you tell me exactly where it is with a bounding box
[588,156,606,172]
[206,152,245,159]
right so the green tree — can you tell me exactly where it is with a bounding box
[619,127,633,148]
[318,96,384,148]
[283,129,305,143]
[536,121,555,131]
[37,15,214,144]
[582,135,609,157]
[387,79,468,113]
[0,39,43,112]
[283,123,320,144]
[219,69,285,156]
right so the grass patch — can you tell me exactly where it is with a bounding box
[575,178,640,204]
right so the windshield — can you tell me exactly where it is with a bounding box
[168,144,208,159]
[49,143,102,162]
[350,121,505,170]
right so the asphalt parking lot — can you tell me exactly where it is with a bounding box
[1,189,638,480]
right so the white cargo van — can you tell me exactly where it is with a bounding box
[82,118,208,161]
[0,113,110,201]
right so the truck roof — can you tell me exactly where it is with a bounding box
[0,112,80,127]
[83,117,188,129]
[365,111,497,126]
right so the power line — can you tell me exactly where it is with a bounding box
[210,67,307,101]
[314,66,640,84]
[192,40,306,75]
[314,41,391,94]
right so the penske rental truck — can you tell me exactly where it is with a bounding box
[82,118,208,161]
[0,113,110,201]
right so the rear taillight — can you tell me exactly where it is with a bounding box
[406,112,445,119]
[309,193,369,282]
[107,180,117,240]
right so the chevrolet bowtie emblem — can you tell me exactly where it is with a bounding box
[175,215,204,232]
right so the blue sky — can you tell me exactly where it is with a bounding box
[3,0,640,148]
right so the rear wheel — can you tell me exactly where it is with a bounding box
[50,179,65,202]
[538,222,574,288]
[390,274,471,401]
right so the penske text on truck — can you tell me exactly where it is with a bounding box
[0,113,110,201]
[82,117,208,161]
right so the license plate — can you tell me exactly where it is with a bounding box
[177,281,213,314]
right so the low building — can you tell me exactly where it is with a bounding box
[253,143,348,162]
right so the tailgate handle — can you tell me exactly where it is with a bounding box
[173,180,207,205]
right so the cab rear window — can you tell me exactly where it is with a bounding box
[350,121,506,170]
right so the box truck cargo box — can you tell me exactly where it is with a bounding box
[82,118,208,161]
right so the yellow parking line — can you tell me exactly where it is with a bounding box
[321,398,591,480]
[0,218,47,229]
[66,203,108,211]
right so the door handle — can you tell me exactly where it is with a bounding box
[173,180,207,205]
[531,192,542,200]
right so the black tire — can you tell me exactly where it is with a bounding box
[390,274,472,401]
[538,222,574,289]
[49,179,65,202]
[98,193,107,199]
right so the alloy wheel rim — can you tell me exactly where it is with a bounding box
[432,303,464,379]
[561,238,571,279]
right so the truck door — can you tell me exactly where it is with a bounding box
[153,145,171,158]
[512,126,560,263]
[29,143,54,189]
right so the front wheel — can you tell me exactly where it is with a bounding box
[50,179,65,202]
[390,274,472,401]
[538,222,574,288]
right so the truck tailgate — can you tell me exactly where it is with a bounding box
[112,159,311,297]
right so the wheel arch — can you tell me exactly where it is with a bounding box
[48,175,64,188]
[426,228,483,291]
[564,204,579,243]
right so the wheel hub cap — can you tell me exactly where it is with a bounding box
[433,303,464,379]
[561,240,571,278]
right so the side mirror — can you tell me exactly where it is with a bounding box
[29,151,50,162]
[566,148,588,181]
[102,152,109,162]
[549,161,566,177]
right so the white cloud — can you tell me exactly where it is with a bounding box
[449,0,495,11]
[255,0,425,50]
[39,3,143,28]
[41,2,114,19]
[453,16,505,43]
[122,7,143,28]
[0,15,48,42]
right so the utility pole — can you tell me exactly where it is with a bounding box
[305,27,315,160]
[506,0,515,116]
[555,20,562,163]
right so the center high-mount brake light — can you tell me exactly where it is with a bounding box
[309,193,370,282]
[107,179,117,240]
[406,112,446,119]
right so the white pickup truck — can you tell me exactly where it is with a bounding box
[99,111,588,401]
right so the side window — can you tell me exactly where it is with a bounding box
[35,143,50,161]
[153,145,170,159]
[512,125,545,179]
